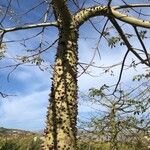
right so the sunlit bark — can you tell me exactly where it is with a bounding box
[42,26,78,149]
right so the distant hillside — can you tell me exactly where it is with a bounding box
[0,127,39,138]
[0,127,42,150]
[0,127,149,150]
[0,127,35,135]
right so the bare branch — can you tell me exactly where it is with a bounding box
[0,0,12,25]
[113,50,129,93]
[114,3,150,10]
[0,91,9,98]
[109,18,149,67]
[2,22,58,34]
[133,26,150,65]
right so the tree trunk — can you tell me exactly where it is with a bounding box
[42,25,78,150]
[110,105,118,150]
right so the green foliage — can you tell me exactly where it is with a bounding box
[77,141,150,150]
[18,55,44,66]
[0,44,6,60]
[108,36,121,48]
[32,56,44,66]
[133,72,150,81]
[77,142,110,150]
[28,137,42,150]
[0,140,20,150]
[89,84,109,97]
[0,133,149,150]
[89,88,104,97]
[138,30,147,39]
[0,136,42,150]
[20,56,29,63]
[107,34,133,48]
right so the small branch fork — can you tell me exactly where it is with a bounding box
[0,91,12,98]
[109,17,149,93]
[0,92,8,98]
[133,26,150,65]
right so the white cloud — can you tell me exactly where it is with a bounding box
[0,88,101,130]
[16,70,32,80]
[0,90,49,130]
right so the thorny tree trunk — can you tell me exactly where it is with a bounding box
[42,23,79,150]
[42,1,79,149]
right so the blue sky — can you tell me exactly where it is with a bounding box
[0,0,150,131]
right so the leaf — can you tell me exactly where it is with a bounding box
[0,44,6,60]
[139,30,147,39]
[32,56,44,66]
[108,36,120,48]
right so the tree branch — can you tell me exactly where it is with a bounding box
[75,5,150,28]
[109,18,149,67]
[2,22,58,34]
[133,26,150,65]
[110,7,150,28]
[0,91,11,98]
[113,50,129,93]
[114,4,150,10]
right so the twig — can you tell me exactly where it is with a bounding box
[109,18,149,67]
[113,50,129,94]
[133,26,150,65]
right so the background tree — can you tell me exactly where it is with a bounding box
[79,82,150,150]
[0,0,150,149]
